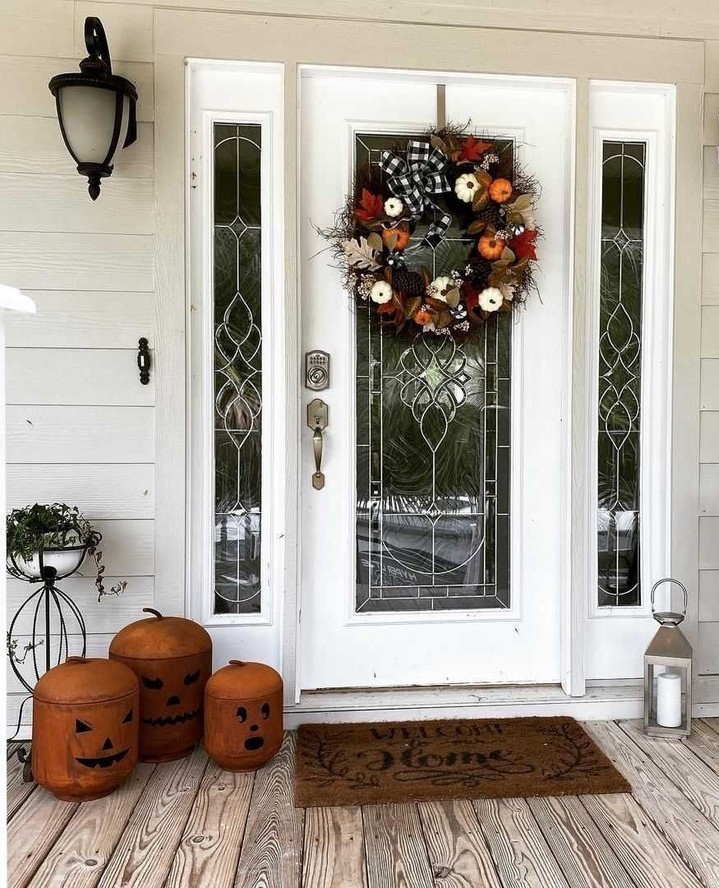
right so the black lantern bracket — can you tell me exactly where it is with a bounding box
[49,17,138,200]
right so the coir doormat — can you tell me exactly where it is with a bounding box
[295,716,629,807]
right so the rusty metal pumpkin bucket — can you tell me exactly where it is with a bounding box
[109,608,212,762]
[32,656,139,801]
[204,660,283,772]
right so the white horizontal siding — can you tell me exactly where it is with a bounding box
[0,116,154,178]
[6,406,154,464]
[0,232,154,291]
[0,55,154,121]
[74,2,154,62]
[699,85,719,693]
[7,349,154,406]
[0,173,154,235]
[5,291,155,349]
[2,3,159,736]
[0,0,74,59]
[7,576,153,635]
[7,464,154,519]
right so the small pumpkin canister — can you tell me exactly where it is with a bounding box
[109,608,212,762]
[32,656,139,802]
[204,660,283,771]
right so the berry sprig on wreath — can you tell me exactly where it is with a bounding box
[323,125,540,339]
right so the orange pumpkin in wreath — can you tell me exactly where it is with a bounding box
[488,178,513,203]
[478,232,505,261]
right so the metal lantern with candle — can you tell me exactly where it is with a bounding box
[644,578,692,738]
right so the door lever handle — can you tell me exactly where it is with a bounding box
[312,427,324,489]
[307,399,328,490]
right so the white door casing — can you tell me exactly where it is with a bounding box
[187,60,675,703]
[298,69,574,690]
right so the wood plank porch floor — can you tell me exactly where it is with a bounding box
[7,718,719,888]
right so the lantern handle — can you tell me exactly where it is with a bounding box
[83,17,112,75]
[650,577,688,616]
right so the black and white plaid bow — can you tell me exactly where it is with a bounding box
[381,141,452,243]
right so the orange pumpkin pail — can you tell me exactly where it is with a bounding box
[32,656,139,801]
[204,660,283,771]
[109,608,212,763]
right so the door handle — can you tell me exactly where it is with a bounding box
[307,399,328,490]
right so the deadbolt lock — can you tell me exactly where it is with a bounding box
[305,350,330,391]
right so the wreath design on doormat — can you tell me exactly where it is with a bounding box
[323,124,540,339]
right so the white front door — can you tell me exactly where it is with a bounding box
[298,69,573,691]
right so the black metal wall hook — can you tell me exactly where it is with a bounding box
[138,337,151,385]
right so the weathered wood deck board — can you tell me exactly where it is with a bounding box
[95,746,209,888]
[363,803,434,888]
[527,795,634,888]
[682,718,719,775]
[26,764,156,888]
[579,791,705,888]
[585,720,719,887]
[302,806,367,888]
[234,733,304,888]
[472,798,570,888]
[417,799,502,888]
[6,788,78,888]
[7,722,719,888]
[618,719,719,827]
[166,762,255,888]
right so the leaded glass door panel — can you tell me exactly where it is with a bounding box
[299,69,572,690]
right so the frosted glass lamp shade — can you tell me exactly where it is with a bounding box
[49,17,137,200]
[56,86,130,166]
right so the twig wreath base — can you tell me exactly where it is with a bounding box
[323,124,541,340]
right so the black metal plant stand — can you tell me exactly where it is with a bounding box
[7,546,89,781]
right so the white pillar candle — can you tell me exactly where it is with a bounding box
[656,672,682,728]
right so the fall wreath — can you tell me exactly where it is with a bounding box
[324,125,540,339]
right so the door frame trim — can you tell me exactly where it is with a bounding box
[156,8,704,712]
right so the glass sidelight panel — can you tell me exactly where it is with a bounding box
[597,141,646,608]
[354,133,511,613]
[213,123,263,614]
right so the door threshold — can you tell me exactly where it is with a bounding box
[284,682,644,726]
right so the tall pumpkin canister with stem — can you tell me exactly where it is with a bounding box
[109,608,212,762]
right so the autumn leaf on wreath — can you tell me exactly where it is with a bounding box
[509,229,538,261]
[355,189,384,222]
[458,134,493,163]
[341,237,382,271]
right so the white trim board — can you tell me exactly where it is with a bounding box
[283,684,646,726]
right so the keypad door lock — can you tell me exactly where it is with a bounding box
[305,350,330,391]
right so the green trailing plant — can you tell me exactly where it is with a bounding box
[6,502,126,601]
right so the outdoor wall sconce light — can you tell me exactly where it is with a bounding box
[48,17,137,200]
[643,578,693,738]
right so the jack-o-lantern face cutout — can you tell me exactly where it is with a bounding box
[236,701,271,751]
[32,657,140,802]
[203,661,283,772]
[140,667,203,728]
[74,707,134,769]
[109,610,213,763]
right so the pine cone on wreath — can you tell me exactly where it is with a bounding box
[465,257,494,286]
[473,203,502,227]
[392,269,426,298]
